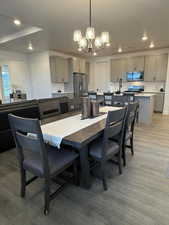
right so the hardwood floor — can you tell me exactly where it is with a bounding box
[1,114,169,225]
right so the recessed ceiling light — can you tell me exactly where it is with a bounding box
[118,47,122,53]
[93,52,97,56]
[142,34,148,41]
[106,43,111,47]
[13,19,21,26]
[28,42,34,51]
[149,42,154,48]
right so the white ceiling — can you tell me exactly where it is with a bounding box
[0,0,169,56]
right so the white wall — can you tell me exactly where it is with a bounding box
[0,50,31,100]
[28,51,52,99]
[163,56,169,115]
[51,83,64,92]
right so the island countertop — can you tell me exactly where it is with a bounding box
[135,93,155,97]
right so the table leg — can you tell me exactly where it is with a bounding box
[79,145,91,189]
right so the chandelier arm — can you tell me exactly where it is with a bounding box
[89,0,92,27]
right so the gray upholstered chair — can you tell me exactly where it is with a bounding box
[89,108,127,191]
[8,114,78,215]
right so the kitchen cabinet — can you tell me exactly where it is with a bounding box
[73,58,86,73]
[126,56,145,72]
[154,93,165,112]
[144,54,168,82]
[50,56,69,83]
[111,58,126,82]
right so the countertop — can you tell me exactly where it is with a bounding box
[135,93,155,97]
[52,92,73,94]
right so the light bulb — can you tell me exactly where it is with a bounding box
[14,19,21,26]
[106,43,110,47]
[95,37,102,48]
[73,30,82,42]
[79,38,87,48]
[78,47,82,52]
[86,27,95,40]
[93,52,97,56]
[101,32,109,44]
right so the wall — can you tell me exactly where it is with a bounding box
[28,51,52,99]
[51,83,64,92]
[163,56,169,114]
[0,50,31,100]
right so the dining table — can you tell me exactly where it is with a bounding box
[41,106,122,189]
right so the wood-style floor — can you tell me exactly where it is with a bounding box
[1,114,169,225]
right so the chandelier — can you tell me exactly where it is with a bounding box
[73,0,110,56]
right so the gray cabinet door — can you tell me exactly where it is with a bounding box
[49,56,69,83]
[111,58,126,82]
[126,56,144,72]
[155,54,168,81]
[154,93,164,112]
[144,54,168,82]
[144,56,156,81]
[50,56,57,82]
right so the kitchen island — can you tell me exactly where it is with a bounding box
[93,92,155,125]
[135,93,155,125]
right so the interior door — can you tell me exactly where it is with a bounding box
[95,61,109,92]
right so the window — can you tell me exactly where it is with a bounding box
[1,65,11,102]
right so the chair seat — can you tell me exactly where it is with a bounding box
[23,145,78,177]
[89,137,119,161]
[125,130,132,141]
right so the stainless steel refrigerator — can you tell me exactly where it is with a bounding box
[73,73,88,97]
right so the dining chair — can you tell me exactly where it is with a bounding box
[89,107,127,191]
[8,114,78,215]
[88,92,97,101]
[123,92,135,102]
[103,92,113,106]
[122,102,139,166]
[111,95,129,107]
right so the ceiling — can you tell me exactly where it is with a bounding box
[0,0,169,56]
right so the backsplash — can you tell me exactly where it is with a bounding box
[107,81,165,93]
[51,83,64,93]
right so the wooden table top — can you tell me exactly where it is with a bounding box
[42,107,121,149]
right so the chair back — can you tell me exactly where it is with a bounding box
[123,92,135,102]
[126,102,139,133]
[103,92,113,106]
[8,114,49,176]
[88,92,97,101]
[112,94,136,107]
[111,95,128,106]
[102,108,127,158]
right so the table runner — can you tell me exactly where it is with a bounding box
[41,106,121,148]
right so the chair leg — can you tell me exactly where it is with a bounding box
[130,136,134,155]
[118,152,122,175]
[73,161,79,186]
[101,163,108,191]
[21,169,26,198]
[122,143,126,167]
[44,179,50,215]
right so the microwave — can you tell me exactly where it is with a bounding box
[126,71,144,82]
